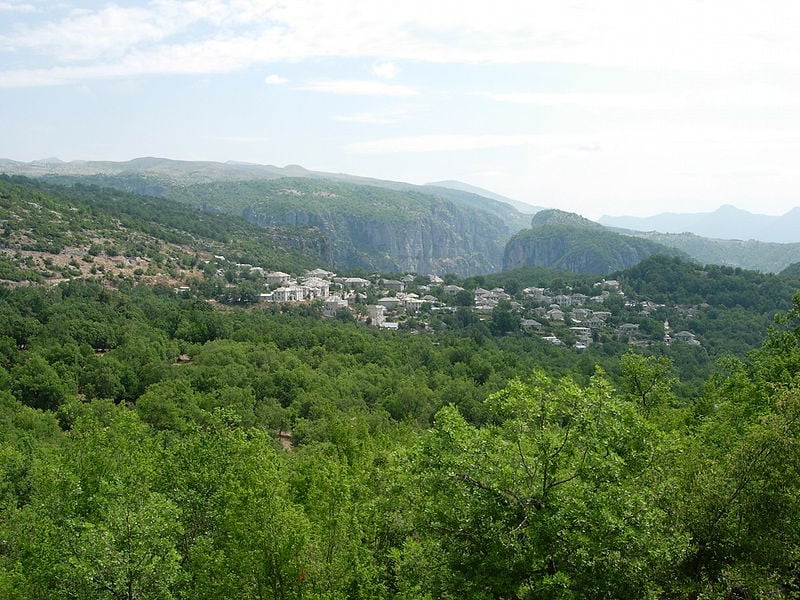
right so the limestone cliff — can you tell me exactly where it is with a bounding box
[243,196,508,275]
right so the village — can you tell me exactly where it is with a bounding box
[176,259,704,351]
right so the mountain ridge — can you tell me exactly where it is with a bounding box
[426,180,544,214]
[600,204,800,243]
[0,158,535,276]
[4,157,800,273]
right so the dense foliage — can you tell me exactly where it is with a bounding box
[622,255,800,311]
[0,274,798,598]
[1,177,800,598]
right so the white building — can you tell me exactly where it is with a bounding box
[342,277,371,289]
[367,304,386,326]
[271,285,305,302]
[301,277,330,298]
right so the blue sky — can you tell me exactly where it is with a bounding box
[3,0,800,219]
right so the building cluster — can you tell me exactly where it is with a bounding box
[188,263,703,349]
[253,270,441,329]
[523,279,620,307]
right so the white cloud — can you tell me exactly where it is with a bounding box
[371,61,398,80]
[5,1,800,87]
[264,73,287,85]
[220,136,271,143]
[481,87,800,111]
[0,2,193,61]
[333,104,423,124]
[346,127,800,155]
[481,92,686,111]
[347,133,592,154]
[0,1,35,12]
[296,80,417,96]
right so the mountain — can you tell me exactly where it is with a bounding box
[503,209,684,275]
[599,204,800,243]
[0,156,296,183]
[22,158,534,239]
[426,180,545,214]
[163,178,514,275]
[1,158,535,276]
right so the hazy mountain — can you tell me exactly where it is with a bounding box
[427,180,545,214]
[599,204,800,243]
[625,231,800,273]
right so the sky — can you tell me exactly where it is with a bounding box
[3,1,800,219]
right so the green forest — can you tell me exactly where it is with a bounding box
[1,176,800,598]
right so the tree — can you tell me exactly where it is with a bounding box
[11,354,72,411]
[8,407,183,600]
[490,299,520,335]
[401,372,683,598]
[619,351,677,413]
[504,278,521,296]
[668,388,800,597]
[453,289,474,307]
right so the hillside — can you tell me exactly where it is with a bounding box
[0,176,324,285]
[626,231,800,273]
[503,209,683,274]
[2,157,535,276]
[619,254,800,310]
[2,175,800,598]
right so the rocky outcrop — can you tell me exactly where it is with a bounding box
[244,200,508,275]
[503,211,683,275]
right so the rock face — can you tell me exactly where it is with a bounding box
[161,176,523,276]
[4,161,534,275]
[503,209,683,275]
[244,200,508,275]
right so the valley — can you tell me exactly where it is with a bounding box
[1,168,799,598]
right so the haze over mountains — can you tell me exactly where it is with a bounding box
[600,205,800,244]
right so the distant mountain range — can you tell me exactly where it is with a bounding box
[599,204,800,244]
[4,157,800,274]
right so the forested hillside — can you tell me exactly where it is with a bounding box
[1,177,800,598]
[628,230,800,273]
[0,277,799,598]
[1,158,532,275]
